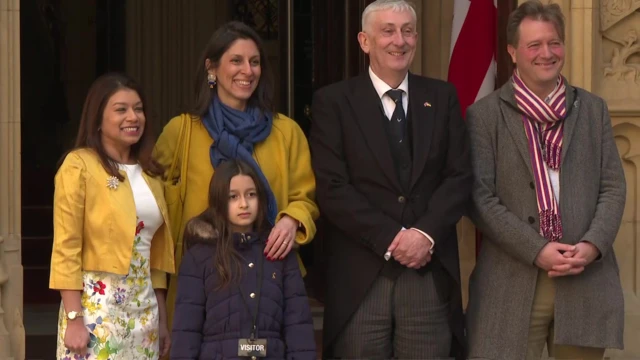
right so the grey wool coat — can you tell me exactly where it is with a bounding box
[465,79,626,359]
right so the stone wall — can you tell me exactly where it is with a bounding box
[598,1,640,357]
[0,0,25,359]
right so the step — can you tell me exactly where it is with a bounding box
[22,299,325,357]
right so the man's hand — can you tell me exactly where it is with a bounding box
[387,229,432,269]
[535,242,588,277]
[555,241,601,276]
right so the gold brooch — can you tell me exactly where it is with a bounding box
[106,176,119,190]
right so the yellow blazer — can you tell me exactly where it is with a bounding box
[154,113,319,324]
[49,149,175,290]
[155,113,319,256]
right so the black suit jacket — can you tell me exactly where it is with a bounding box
[309,73,471,359]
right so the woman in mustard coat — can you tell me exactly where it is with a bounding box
[154,21,319,327]
[50,73,175,359]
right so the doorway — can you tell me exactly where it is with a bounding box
[20,0,369,356]
[20,0,126,357]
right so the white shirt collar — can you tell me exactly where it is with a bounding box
[368,67,409,99]
[545,81,560,104]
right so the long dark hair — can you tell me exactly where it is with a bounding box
[188,159,270,289]
[190,21,275,117]
[70,72,163,181]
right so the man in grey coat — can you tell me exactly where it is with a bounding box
[466,1,626,359]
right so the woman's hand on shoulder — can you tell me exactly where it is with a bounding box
[264,215,297,260]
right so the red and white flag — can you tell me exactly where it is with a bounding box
[448,0,497,256]
[448,0,497,118]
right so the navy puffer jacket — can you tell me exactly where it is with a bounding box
[170,219,316,359]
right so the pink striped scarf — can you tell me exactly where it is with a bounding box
[512,71,567,242]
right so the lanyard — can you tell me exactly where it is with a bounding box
[237,239,264,340]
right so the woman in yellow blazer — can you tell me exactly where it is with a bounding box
[50,73,175,359]
[154,21,319,326]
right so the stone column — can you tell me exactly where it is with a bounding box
[0,0,25,359]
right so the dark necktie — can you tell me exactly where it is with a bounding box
[386,89,406,144]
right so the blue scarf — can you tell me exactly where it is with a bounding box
[202,95,277,225]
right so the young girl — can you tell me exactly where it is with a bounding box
[170,159,316,359]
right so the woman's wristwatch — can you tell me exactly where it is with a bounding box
[66,310,84,321]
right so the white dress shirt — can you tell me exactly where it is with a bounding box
[369,67,409,119]
[368,67,435,252]
[543,87,561,203]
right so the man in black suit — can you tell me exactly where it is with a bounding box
[309,0,471,359]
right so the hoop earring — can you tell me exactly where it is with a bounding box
[208,74,217,88]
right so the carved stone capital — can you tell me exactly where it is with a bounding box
[600,3,640,111]
[601,0,640,31]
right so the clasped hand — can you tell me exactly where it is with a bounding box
[387,229,432,269]
[535,241,600,278]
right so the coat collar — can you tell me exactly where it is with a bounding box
[186,218,263,251]
[498,76,580,174]
[105,166,170,227]
[348,74,402,191]
[407,73,436,188]
[141,170,170,222]
[232,232,263,250]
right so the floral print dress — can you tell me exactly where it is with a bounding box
[56,164,164,360]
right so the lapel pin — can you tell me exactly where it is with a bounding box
[106,176,119,190]
[424,101,432,107]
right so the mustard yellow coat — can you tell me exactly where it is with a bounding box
[49,149,175,290]
[154,113,319,324]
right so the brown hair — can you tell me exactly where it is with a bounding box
[506,0,565,47]
[186,159,270,289]
[190,21,275,117]
[71,72,163,181]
